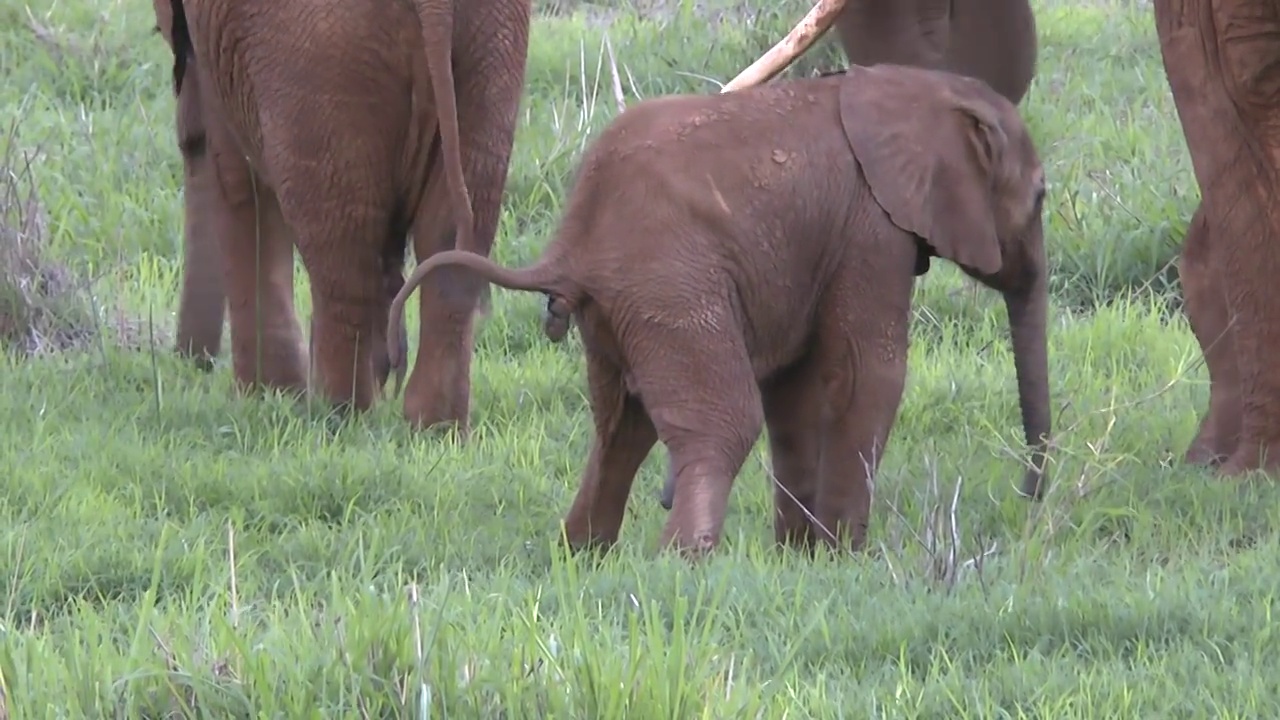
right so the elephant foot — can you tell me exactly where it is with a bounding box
[175,333,220,372]
[403,398,471,437]
[1184,444,1228,467]
[1183,432,1230,467]
[401,328,476,435]
[231,353,308,400]
[560,521,617,556]
[183,351,217,373]
[402,366,473,435]
[662,532,719,562]
[229,323,308,399]
[1183,405,1241,468]
[1217,441,1280,478]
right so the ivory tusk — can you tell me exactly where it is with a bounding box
[720,0,848,94]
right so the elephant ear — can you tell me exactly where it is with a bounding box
[839,65,1006,276]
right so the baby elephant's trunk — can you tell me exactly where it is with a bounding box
[1003,275,1052,500]
[386,250,570,395]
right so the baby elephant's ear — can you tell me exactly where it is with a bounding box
[839,66,1005,276]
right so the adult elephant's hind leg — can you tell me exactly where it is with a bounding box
[289,206,386,412]
[404,161,481,433]
[562,351,659,552]
[174,132,226,369]
[215,157,307,396]
[1179,204,1241,466]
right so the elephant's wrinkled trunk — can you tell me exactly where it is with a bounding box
[1003,263,1051,500]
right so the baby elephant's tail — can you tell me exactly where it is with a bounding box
[386,249,573,394]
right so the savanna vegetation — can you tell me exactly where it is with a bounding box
[1,0,1272,716]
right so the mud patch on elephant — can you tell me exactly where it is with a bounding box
[0,127,150,359]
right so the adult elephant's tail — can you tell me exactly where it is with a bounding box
[416,1,476,257]
[387,249,576,391]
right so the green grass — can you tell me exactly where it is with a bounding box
[0,0,1273,716]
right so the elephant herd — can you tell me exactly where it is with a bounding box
[146,0,1275,558]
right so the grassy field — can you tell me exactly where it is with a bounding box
[2,0,1276,716]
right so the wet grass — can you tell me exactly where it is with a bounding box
[2,0,1269,716]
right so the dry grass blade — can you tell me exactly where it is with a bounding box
[0,115,162,358]
[0,118,91,357]
[602,32,627,114]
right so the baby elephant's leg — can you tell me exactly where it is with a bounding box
[561,351,659,551]
[811,290,909,554]
[760,357,825,551]
[641,331,764,558]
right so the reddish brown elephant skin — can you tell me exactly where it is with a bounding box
[389,65,1053,558]
[836,0,1037,105]
[656,0,1041,511]
[152,0,530,428]
[1155,0,1280,474]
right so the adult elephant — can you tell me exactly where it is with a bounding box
[835,0,1037,105]
[1154,0,1280,475]
[152,0,530,430]
[658,0,1042,510]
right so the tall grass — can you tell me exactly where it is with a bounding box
[2,0,1270,716]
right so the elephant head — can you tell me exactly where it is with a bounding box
[840,64,1051,499]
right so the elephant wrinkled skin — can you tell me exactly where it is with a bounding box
[835,0,1037,105]
[659,0,1041,510]
[1155,0,1280,474]
[389,65,1053,558]
[152,0,529,429]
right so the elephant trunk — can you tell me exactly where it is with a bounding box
[1003,260,1051,500]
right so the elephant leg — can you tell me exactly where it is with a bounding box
[760,358,824,552]
[173,106,225,368]
[296,226,385,412]
[1179,204,1241,466]
[404,158,479,432]
[561,350,659,552]
[1155,0,1280,476]
[397,2,530,432]
[641,330,764,557]
[811,285,909,553]
[214,152,306,396]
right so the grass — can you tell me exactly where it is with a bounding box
[0,0,1273,715]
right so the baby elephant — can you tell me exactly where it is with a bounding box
[388,63,1052,558]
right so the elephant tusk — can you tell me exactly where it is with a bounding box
[720,0,848,93]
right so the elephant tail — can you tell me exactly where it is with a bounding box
[417,3,476,258]
[386,249,575,392]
